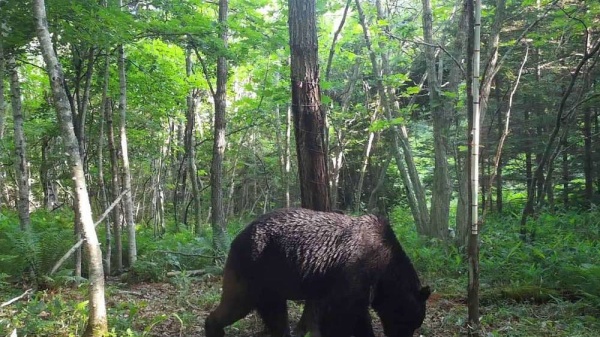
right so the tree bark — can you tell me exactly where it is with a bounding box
[185,48,202,235]
[116,10,137,265]
[421,0,452,239]
[583,108,593,204]
[33,0,108,335]
[288,0,331,212]
[0,45,8,206]
[100,51,112,275]
[106,98,123,272]
[210,0,229,257]
[8,56,31,231]
[355,0,429,233]
[467,0,481,335]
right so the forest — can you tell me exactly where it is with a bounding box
[1,0,599,336]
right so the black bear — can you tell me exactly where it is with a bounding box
[205,208,430,337]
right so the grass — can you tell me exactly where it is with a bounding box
[1,206,599,336]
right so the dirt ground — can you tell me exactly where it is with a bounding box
[107,277,468,337]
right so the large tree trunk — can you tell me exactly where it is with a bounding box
[288,0,331,212]
[117,7,137,266]
[8,56,31,231]
[33,0,108,335]
[288,1,331,334]
[210,0,229,256]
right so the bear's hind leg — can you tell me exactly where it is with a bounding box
[352,306,375,337]
[205,268,253,337]
[256,298,292,337]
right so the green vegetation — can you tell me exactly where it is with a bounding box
[1,200,599,336]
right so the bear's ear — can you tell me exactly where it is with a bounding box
[419,286,431,300]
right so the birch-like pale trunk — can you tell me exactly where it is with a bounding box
[284,105,292,208]
[8,56,31,231]
[116,7,136,265]
[33,0,107,335]
[467,0,481,334]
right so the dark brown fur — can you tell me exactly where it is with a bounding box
[205,208,430,337]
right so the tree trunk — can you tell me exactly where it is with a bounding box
[211,0,229,257]
[285,105,292,208]
[34,0,108,335]
[583,108,593,204]
[467,0,481,335]
[117,19,136,266]
[520,27,600,234]
[288,0,331,212]
[0,45,9,206]
[421,0,451,239]
[100,51,111,275]
[106,98,123,272]
[8,56,31,231]
[185,49,202,235]
[355,0,429,232]
[354,109,378,212]
[367,154,391,213]
[562,140,569,207]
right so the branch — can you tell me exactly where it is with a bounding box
[191,46,216,97]
[49,189,129,275]
[1,289,33,308]
[154,250,223,259]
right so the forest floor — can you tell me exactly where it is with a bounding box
[2,275,598,336]
[95,275,598,337]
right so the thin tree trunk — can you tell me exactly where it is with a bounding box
[284,105,292,208]
[0,45,8,206]
[583,108,593,204]
[467,0,481,335]
[8,56,31,231]
[100,51,111,275]
[355,108,378,212]
[520,29,600,234]
[117,16,136,265]
[355,0,429,232]
[106,98,123,272]
[486,46,528,217]
[421,0,451,239]
[367,153,391,212]
[210,0,229,257]
[34,1,107,335]
[185,49,202,235]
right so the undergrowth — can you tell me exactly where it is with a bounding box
[2,206,599,336]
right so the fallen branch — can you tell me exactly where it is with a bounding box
[166,269,206,277]
[154,250,221,259]
[1,289,33,308]
[49,189,129,276]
